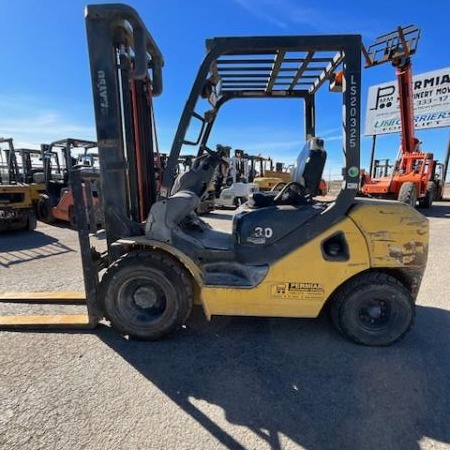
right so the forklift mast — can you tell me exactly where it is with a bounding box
[0,138,20,184]
[363,25,420,157]
[85,4,163,250]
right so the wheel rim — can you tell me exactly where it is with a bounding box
[117,276,171,326]
[357,298,391,331]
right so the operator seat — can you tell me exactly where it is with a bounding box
[232,137,327,263]
[248,137,327,208]
[145,147,230,251]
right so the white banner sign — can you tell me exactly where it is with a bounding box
[364,67,450,136]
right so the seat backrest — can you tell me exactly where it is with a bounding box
[291,137,326,195]
[32,172,45,184]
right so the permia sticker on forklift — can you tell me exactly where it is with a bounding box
[271,282,324,299]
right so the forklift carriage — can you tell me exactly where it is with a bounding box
[0,4,429,346]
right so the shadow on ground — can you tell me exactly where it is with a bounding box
[98,304,450,450]
[0,231,74,267]
[421,202,450,219]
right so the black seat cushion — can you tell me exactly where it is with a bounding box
[247,191,278,208]
[247,183,308,208]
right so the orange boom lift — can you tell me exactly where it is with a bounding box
[360,25,443,208]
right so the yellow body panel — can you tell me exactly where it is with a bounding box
[349,200,428,268]
[202,200,428,319]
[29,183,46,203]
[0,184,32,208]
[118,200,428,321]
[253,176,284,191]
[201,217,370,319]
[0,183,44,206]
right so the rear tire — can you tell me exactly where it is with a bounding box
[99,250,194,340]
[37,195,56,223]
[330,272,415,346]
[418,182,435,209]
[398,182,418,207]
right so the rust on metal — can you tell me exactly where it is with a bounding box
[388,241,427,266]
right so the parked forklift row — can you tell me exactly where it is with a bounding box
[204,147,329,210]
[0,137,100,231]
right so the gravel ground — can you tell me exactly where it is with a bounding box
[1,197,450,450]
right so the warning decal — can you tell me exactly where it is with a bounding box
[271,282,324,300]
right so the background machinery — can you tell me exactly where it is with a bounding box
[37,138,102,227]
[0,138,38,232]
[0,4,429,347]
[253,158,328,195]
[215,147,260,209]
[253,159,291,191]
[359,25,446,207]
[176,153,216,214]
[0,138,47,202]
[0,181,36,232]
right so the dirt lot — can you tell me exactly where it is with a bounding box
[1,198,450,450]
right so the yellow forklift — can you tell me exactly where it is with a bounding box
[0,4,429,346]
[0,138,37,232]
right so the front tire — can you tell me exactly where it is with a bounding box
[398,182,418,207]
[99,250,194,340]
[330,272,415,346]
[26,212,37,231]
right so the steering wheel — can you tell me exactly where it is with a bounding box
[200,144,217,156]
[202,144,230,159]
[273,182,306,204]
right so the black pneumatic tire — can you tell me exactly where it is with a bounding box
[418,182,435,209]
[37,195,56,223]
[330,272,415,346]
[397,182,418,207]
[99,250,194,340]
[26,212,37,231]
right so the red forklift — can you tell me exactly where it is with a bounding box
[37,138,102,227]
[360,25,445,207]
